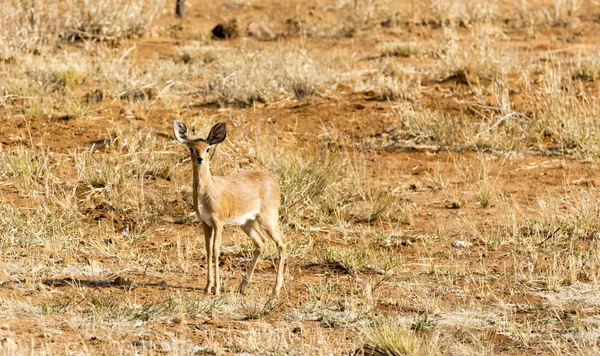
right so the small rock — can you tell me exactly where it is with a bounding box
[451,240,472,248]
[445,200,463,209]
[246,21,277,41]
[212,18,240,39]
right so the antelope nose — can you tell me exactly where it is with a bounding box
[196,157,203,165]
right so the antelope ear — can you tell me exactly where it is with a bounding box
[173,120,190,143]
[206,122,227,145]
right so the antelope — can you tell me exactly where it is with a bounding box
[173,120,286,298]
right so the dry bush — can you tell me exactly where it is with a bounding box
[427,0,499,27]
[208,50,337,106]
[505,0,583,28]
[524,192,600,246]
[0,144,86,272]
[76,154,124,190]
[0,0,164,60]
[0,1,64,59]
[63,0,165,41]
[374,88,599,158]
[337,0,398,36]
[320,246,368,274]
[437,28,517,82]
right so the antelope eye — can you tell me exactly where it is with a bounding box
[189,147,196,154]
[205,147,210,153]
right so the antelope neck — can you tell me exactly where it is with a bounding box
[192,160,213,205]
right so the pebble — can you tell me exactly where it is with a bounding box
[451,240,472,248]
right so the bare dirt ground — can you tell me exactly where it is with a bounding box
[1,0,600,354]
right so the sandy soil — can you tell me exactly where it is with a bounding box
[2,0,600,354]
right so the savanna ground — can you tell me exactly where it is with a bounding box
[1,0,600,354]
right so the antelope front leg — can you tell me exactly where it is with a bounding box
[212,222,224,295]
[202,223,214,293]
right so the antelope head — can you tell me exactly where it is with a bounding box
[173,120,227,166]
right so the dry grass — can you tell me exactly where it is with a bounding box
[176,43,227,64]
[361,319,447,356]
[207,50,337,106]
[378,41,424,58]
[1,0,600,354]
[270,0,593,45]
[437,27,518,82]
[63,0,165,42]
[371,62,600,158]
[572,52,600,81]
[0,0,164,60]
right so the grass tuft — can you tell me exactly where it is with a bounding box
[274,150,345,227]
[176,43,226,64]
[362,319,446,356]
[379,42,423,58]
[572,52,600,81]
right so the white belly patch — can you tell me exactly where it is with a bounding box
[196,207,213,226]
[226,210,259,226]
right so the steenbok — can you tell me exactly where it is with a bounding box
[173,121,286,298]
